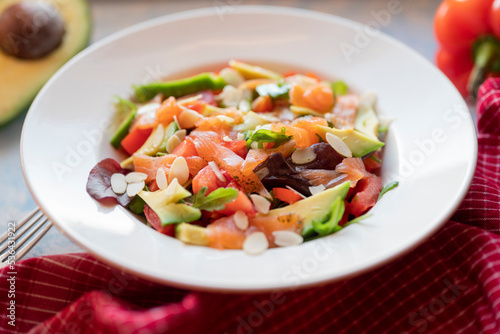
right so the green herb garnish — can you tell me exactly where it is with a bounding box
[255,83,291,99]
[377,181,399,201]
[312,197,345,236]
[246,127,292,149]
[192,187,239,211]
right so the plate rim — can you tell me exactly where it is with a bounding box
[20,5,478,292]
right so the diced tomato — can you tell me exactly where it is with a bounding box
[273,187,303,205]
[192,165,228,194]
[172,137,198,157]
[121,127,153,155]
[349,175,382,217]
[156,97,183,125]
[148,180,159,192]
[144,205,175,237]
[338,200,350,227]
[252,95,273,113]
[217,181,256,216]
[221,140,248,159]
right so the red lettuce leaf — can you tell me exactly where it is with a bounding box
[86,158,131,207]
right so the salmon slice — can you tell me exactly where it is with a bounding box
[206,213,302,249]
[291,117,328,134]
[240,139,296,178]
[133,153,206,183]
[301,157,372,189]
[191,131,260,192]
[206,216,255,249]
[289,82,335,113]
[133,153,176,182]
[250,213,302,247]
[331,94,359,129]
[270,123,318,148]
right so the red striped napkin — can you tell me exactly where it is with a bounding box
[2,78,500,334]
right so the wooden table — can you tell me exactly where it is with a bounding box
[0,0,440,258]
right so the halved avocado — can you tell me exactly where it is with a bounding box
[0,0,91,126]
[262,181,351,236]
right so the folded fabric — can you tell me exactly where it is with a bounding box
[1,78,500,334]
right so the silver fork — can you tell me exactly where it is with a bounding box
[0,208,53,268]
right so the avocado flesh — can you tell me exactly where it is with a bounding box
[156,203,201,225]
[315,125,384,157]
[176,223,209,246]
[0,0,91,126]
[139,179,201,225]
[262,181,351,236]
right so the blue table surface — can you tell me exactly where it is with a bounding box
[0,0,440,259]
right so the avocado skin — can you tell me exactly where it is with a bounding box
[0,0,92,127]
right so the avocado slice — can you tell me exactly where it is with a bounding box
[0,0,91,126]
[315,125,384,157]
[229,60,282,81]
[133,73,226,103]
[354,92,379,140]
[176,223,209,246]
[139,178,201,225]
[262,181,351,236]
[156,203,201,225]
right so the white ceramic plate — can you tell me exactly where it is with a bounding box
[21,6,477,292]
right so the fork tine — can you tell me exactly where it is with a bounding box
[14,221,53,261]
[0,208,41,244]
[0,213,45,256]
[0,210,51,263]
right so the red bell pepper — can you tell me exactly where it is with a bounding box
[434,0,500,98]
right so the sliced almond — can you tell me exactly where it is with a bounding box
[126,181,145,197]
[179,107,204,129]
[219,67,245,87]
[237,132,245,141]
[169,156,189,185]
[250,194,270,214]
[243,232,269,255]
[326,132,353,158]
[255,167,269,181]
[156,168,168,190]
[208,161,225,182]
[166,134,182,154]
[291,147,317,165]
[110,173,127,194]
[285,186,306,199]
[174,129,187,142]
[309,184,326,196]
[272,231,303,247]
[125,172,148,183]
[216,115,235,123]
[234,211,249,230]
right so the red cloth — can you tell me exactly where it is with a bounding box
[2,79,500,334]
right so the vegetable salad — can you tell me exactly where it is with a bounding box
[86,60,396,255]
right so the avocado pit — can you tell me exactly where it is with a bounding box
[0,2,65,59]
